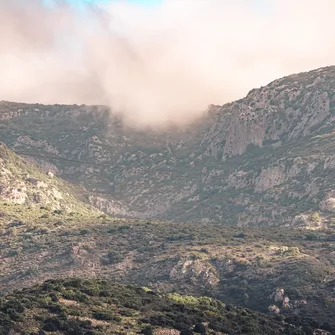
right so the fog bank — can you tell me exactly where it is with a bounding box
[1,0,335,126]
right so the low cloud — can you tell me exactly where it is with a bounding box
[1,0,335,127]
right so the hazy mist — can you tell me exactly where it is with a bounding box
[1,0,335,127]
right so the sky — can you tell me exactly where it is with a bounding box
[1,0,335,127]
[59,0,161,7]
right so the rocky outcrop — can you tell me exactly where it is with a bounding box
[268,288,308,315]
[320,193,335,213]
[169,258,219,288]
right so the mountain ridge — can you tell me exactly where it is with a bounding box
[1,66,335,226]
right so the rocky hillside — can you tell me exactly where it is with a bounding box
[2,215,335,330]
[1,66,335,225]
[0,278,330,335]
[0,142,99,215]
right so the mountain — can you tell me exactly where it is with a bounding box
[1,66,335,226]
[2,66,335,333]
[0,278,330,335]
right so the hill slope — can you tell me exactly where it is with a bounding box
[2,217,335,329]
[0,278,329,335]
[0,142,100,218]
[1,66,335,225]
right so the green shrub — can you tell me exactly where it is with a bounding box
[101,250,124,265]
[194,323,206,333]
[142,325,153,335]
[92,310,121,322]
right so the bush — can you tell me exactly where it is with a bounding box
[142,325,153,335]
[62,290,89,303]
[92,310,121,322]
[180,330,194,335]
[107,250,124,262]
[43,317,62,331]
[65,319,87,335]
[193,323,206,334]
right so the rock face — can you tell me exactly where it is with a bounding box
[1,66,335,225]
[169,258,219,288]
